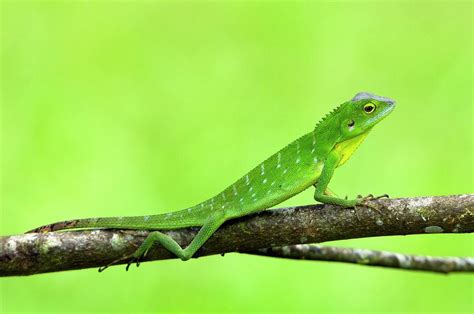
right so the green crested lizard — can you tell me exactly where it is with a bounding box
[28,92,396,270]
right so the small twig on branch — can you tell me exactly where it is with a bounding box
[250,245,474,273]
[0,194,473,276]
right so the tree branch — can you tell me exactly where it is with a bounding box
[1,194,473,276]
[250,245,474,273]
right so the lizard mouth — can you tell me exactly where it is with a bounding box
[384,97,396,106]
[385,101,396,113]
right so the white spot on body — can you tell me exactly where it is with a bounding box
[375,219,383,226]
[283,169,288,174]
[311,148,315,154]
[249,186,253,192]
[263,178,267,184]
[144,215,150,221]
[296,158,300,164]
[251,193,256,198]
[245,174,250,185]
[277,152,282,168]
[313,157,318,163]
[232,185,238,196]
[221,205,225,209]
[222,193,227,201]
[296,140,300,154]
[239,198,244,202]
[260,163,265,175]
[271,181,276,186]
[312,132,316,145]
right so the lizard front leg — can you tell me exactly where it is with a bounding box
[313,151,358,207]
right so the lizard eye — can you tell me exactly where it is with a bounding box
[363,103,376,113]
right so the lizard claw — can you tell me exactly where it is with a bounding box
[358,193,389,200]
[125,256,139,271]
[98,265,109,272]
[125,256,141,271]
[99,254,135,273]
[125,259,134,271]
[125,247,150,271]
[355,194,389,215]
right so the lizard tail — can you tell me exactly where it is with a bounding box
[26,219,85,233]
[26,210,206,234]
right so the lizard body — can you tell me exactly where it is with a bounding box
[28,92,395,268]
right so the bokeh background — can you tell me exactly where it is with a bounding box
[1,1,472,313]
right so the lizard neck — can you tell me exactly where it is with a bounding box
[333,129,372,167]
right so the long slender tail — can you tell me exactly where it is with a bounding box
[26,210,206,233]
[27,218,86,233]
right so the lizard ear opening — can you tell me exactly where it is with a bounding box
[348,119,355,131]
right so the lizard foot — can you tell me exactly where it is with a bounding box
[357,194,390,200]
[98,244,146,272]
[355,194,389,215]
[98,253,135,273]
[125,246,152,271]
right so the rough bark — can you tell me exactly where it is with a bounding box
[1,194,473,276]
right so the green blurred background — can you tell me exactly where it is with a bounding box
[1,1,472,313]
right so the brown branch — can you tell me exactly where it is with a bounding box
[251,245,474,273]
[1,194,473,276]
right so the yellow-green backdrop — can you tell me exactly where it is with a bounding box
[1,1,472,313]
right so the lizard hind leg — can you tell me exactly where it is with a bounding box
[323,187,338,197]
[125,211,226,270]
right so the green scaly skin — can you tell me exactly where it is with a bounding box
[27,92,396,270]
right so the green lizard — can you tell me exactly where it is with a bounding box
[28,92,395,270]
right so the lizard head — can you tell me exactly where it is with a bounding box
[338,92,396,139]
